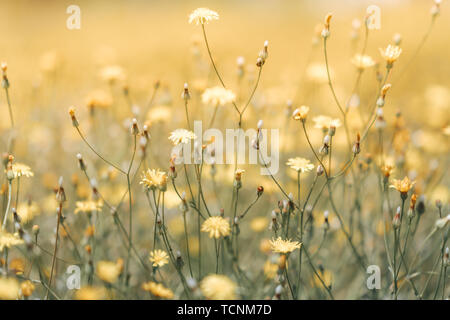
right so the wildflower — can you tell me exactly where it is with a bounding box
[321,13,333,38]
[269,237,301,254]
[0,278,20,300]
[431,0,442,17]
[381,164,394,178]
[168,129,196,145]
[188,8,219,25]
[20,280,35,297]
[181,82,190,100]
[142,281,174,299]
[351,54,375,70]
[200,274,237,300]
[11,163,34,178]
[313,115,342,130]
[68,107,79,127]
[74,201,103,214]
[379,45,402,67]
[149,249,169,268]
[235,169,245,181]
[390,176,416,196]
[286,157,314,173]
[140,169,167,191]
[0,230,24,251]
[292,105,310,121]
[201,216,231,239]
[74,286,106,300]
[96,260,122,284]
[202,86,236,106]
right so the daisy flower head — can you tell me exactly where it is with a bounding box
[292,105,310,121]
[269,237,301,254]
[390,176,415,196]
[202,86,236,106]
[379,45,402,66]
[189,8,219,25]
[286,157,314,173]
[149,249,169,268]
[140,169,167,191]
[11,163,34,178]
[168,129,196,146]
[201,216,231,239]
[200,274,237,300]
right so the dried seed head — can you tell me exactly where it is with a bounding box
[131,118,139,135]
[317,164,324,176]
[77,153,87,171]
[182,82,190,100]
[257,119,263,129]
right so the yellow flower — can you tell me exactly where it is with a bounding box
[292,106,310,121]
[269,237,301,254]
[149,249,169,268]
[20,280,35,297]
[142,281,174,299]
[11,163,34,178]
[74,286,106,300]
[390,176,416,194]
[168,129,196,145]
[200,274,237,300]
[201,216,231,239]
[312,115,342,130]
[202,86,236,106]
[0,231,24,251]
[96,260,122,284]
[16,201,40,224]
[74,200,103,214]
[250,217,269,232]
[235,169,245,180]
[351,54,375,69]
[379,45,402,65]
[188,8,219,25]
[0,277,20,300]
[286,157,314,173]
[140,169,167,190]
[380,164,394,178]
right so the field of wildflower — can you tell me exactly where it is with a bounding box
[0,0,448,301]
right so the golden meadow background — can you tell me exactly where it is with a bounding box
[0,0,448,299]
